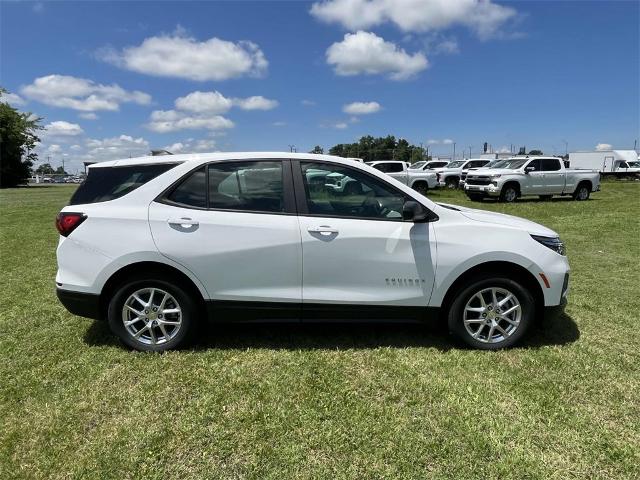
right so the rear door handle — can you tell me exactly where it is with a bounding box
[308,225,339,234]
[168,217,199,227]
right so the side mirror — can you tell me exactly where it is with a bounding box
[402,200,430,222]
[524,166,535,174]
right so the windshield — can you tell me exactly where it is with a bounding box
[409,161,426,169]
[489,160,508,168]
[627,161,640,167]
[447,161,465,168]
[495,159,527,169]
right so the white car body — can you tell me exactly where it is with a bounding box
[409,160,450,171]
[464,156,601,201]
[56,152,569,351]
[436,159,492,187]
[366,160,438,191]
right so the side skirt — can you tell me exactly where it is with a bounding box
[206,300,440,324]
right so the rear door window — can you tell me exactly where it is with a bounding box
[541,158,561,171]
[165,167,207,208]
[69,163,179,205]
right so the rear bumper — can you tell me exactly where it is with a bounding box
[56,288,101,320]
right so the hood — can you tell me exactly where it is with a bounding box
[466,168,518,176]
[438,203,558,237]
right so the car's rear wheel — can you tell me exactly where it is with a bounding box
[573,183,590,201]
[107,278,197,351]
[448,276,534,350]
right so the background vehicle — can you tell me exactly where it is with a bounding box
[409,160,450,170]
[464,156,601,202]
[436,159,492,188]
[55,152,569,352]
[366,160,437,194]
[568,150,640,178]
[459,159,504,187]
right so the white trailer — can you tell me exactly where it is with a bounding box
[568,150,640,177]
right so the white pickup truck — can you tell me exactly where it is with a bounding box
[464,156,601,202]
[436,159,492,188]
[367,160,438,195]
[409,160,450,170]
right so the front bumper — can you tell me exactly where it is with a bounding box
[56,288,101,320]
[464,184,501,196]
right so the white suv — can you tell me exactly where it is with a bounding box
[56,152,569,351]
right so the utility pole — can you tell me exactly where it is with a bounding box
[562,140,568,156]
[468,146,473,159]
[288,144,296,153]
[452,142,456,160]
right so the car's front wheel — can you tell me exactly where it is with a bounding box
[448,276,534,350]
[107,277,197,351]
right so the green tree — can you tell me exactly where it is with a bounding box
[528,149,544,155]
[328,135,426,163]
[35,163,55,174]
[0,89,43,187]
[309,145,324,154]
[55,166,68,175]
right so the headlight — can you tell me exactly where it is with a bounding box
[531,235,565,255]
[490,174,502,178]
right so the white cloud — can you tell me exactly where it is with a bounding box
[147,90,277,133]
[44,121,84,137]
[311,0,517,40]
[146,110,234,133]
[428,138,454,145]
[234,96,278,110]
[332,122,349,129]
[1,92,26,106]
[432,38,460,55]
[272,121,287,127]
[100,28,268,81]
[174,91,233,114]
[79,112,99,120]
[301,99,317,106]
[595,143,612,151]
[85,135,150,160]
[46,144,62,154]
[163,138,217,154]
[32,2,44,14]
[343,101,381,115]
[21,74,151,111]
[326,31,428,80]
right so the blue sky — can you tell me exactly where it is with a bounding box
[1,0,638,172]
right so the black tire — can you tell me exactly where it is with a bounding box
[412,181,429,196]
[500,184,519,203]
[539,195,552,201]
[107,276,198,352]
[448,275,535,350]
[445,177,459,189]
[573,183,590,201]
[466,193,484,202]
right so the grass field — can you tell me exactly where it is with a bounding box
[1,182,639,479]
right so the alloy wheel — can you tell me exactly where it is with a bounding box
[463,287,522,343]
[121,287,182,345]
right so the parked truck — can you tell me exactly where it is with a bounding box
[366,160,438,195]
[464,156,600,202]
[436,159,492,188]
[568,150,640,178]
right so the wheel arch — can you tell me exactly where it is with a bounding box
[99,261,207,320]
[575,179,592,192]
[438,261,544,322]
[502,180,521,194]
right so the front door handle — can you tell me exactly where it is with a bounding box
[168,217,199,227]
[308,225,339,234]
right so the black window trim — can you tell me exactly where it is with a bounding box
[291,159,438,223]
[156,158,297,216]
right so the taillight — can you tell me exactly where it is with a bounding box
[55,212,87,237]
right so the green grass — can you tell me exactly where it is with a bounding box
[1,183,639,479]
